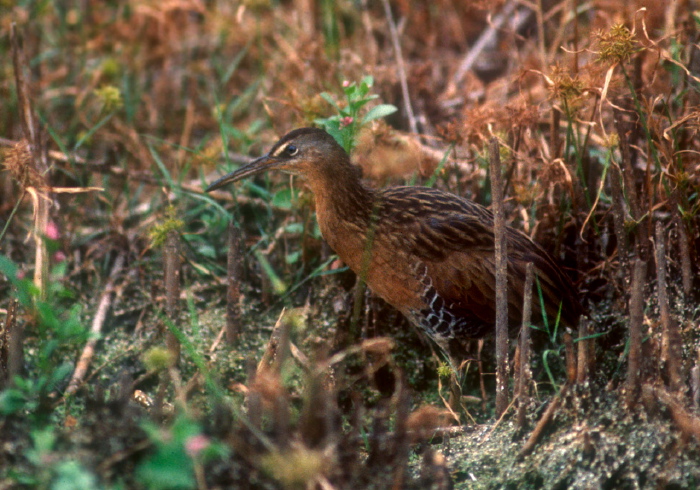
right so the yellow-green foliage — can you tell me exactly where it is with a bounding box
[437,362,452,379]
[149,207,185,248]
[94,85,123,113]
[549,64,586,116]
[261,446,326,488]
[99,57,121,81]
[143,346,178,371]
[596,24,637,64]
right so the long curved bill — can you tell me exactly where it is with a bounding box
[205,155,275,192]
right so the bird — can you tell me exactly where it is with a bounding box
[206,127,581,361]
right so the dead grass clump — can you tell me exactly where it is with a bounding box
[2,1,700,488]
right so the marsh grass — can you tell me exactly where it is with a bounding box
[1,2,700,488]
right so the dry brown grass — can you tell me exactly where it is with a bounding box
[1,1,700,487]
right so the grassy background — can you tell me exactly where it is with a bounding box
[1,1,700,488]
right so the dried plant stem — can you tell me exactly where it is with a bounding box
[535,0,546,67]
[564,332,576,384]
[10,26,47,178]
[676,217,692,297]
[551,109,561,159]
[164,230,181,363]
[490,137,509,417]
[226,223,243,343]
[11,24,50,299]
[367,402,390,471]
[66,254,125,396]
[381,0,417,135]
[614,115,641,218]
[571,0,579,72]
[656,222,682,392]
[626,259,646,408]
[193,460,207,490]
[168,365,187,410]
[258,308,290,373]
[273,392,290,446]
[692,348,700,409]
[614,112,650,261]
[664,0,680,38]
[391,380,411,489]
[519,384,569,458]
[477,338,487,407]
[516,263,534,428]
[246,357,262,429]
[153,372,170,420]
[299,360,335,448]
[11,25,41,152]
[644,384,700,441]
[609,161,629,282]
[420,449,452,489]
[260,267,272,306]
[177,99,195,166]
[576,317,590,384]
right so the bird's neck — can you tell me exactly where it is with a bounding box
[305,158,376,241]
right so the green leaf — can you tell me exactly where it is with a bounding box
[53,461,98,490]
[285,222,304,234]
[0,254,18,278]
[254,251,286,294]
[315,124,344,148]
[425,143,454,188]
[285,250,301,264]
[197,244,216,258]
[137,451,194,490]
[349,98,373,115]
[0,388,29,415]
[315,117,340,133]
[31,427,57,455]
[320,92,340,111]
[137,417,201,490]
[149,143,176,191]
[243,180,272,200]
[362,104,397,124]
[47,363,73,391]
[272,188,299,210]
[542,349,559,391]
[0,255,37,305]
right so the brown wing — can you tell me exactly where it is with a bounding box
[378,186,581,329]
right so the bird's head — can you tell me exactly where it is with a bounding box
[206,127,349,192]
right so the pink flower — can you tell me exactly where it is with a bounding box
[45,221,60,240]
[342,80,351,88]
[185,434,210,458]
[53,251,67,262]
[339,116,354,128]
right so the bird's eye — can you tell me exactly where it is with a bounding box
[285,144,298,156]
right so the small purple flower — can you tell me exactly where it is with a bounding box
[45,221,60,240]
[185,434,210,458]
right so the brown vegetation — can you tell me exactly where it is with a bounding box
[1,1,699,488]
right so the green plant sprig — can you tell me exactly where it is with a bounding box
[315,76,397,153]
